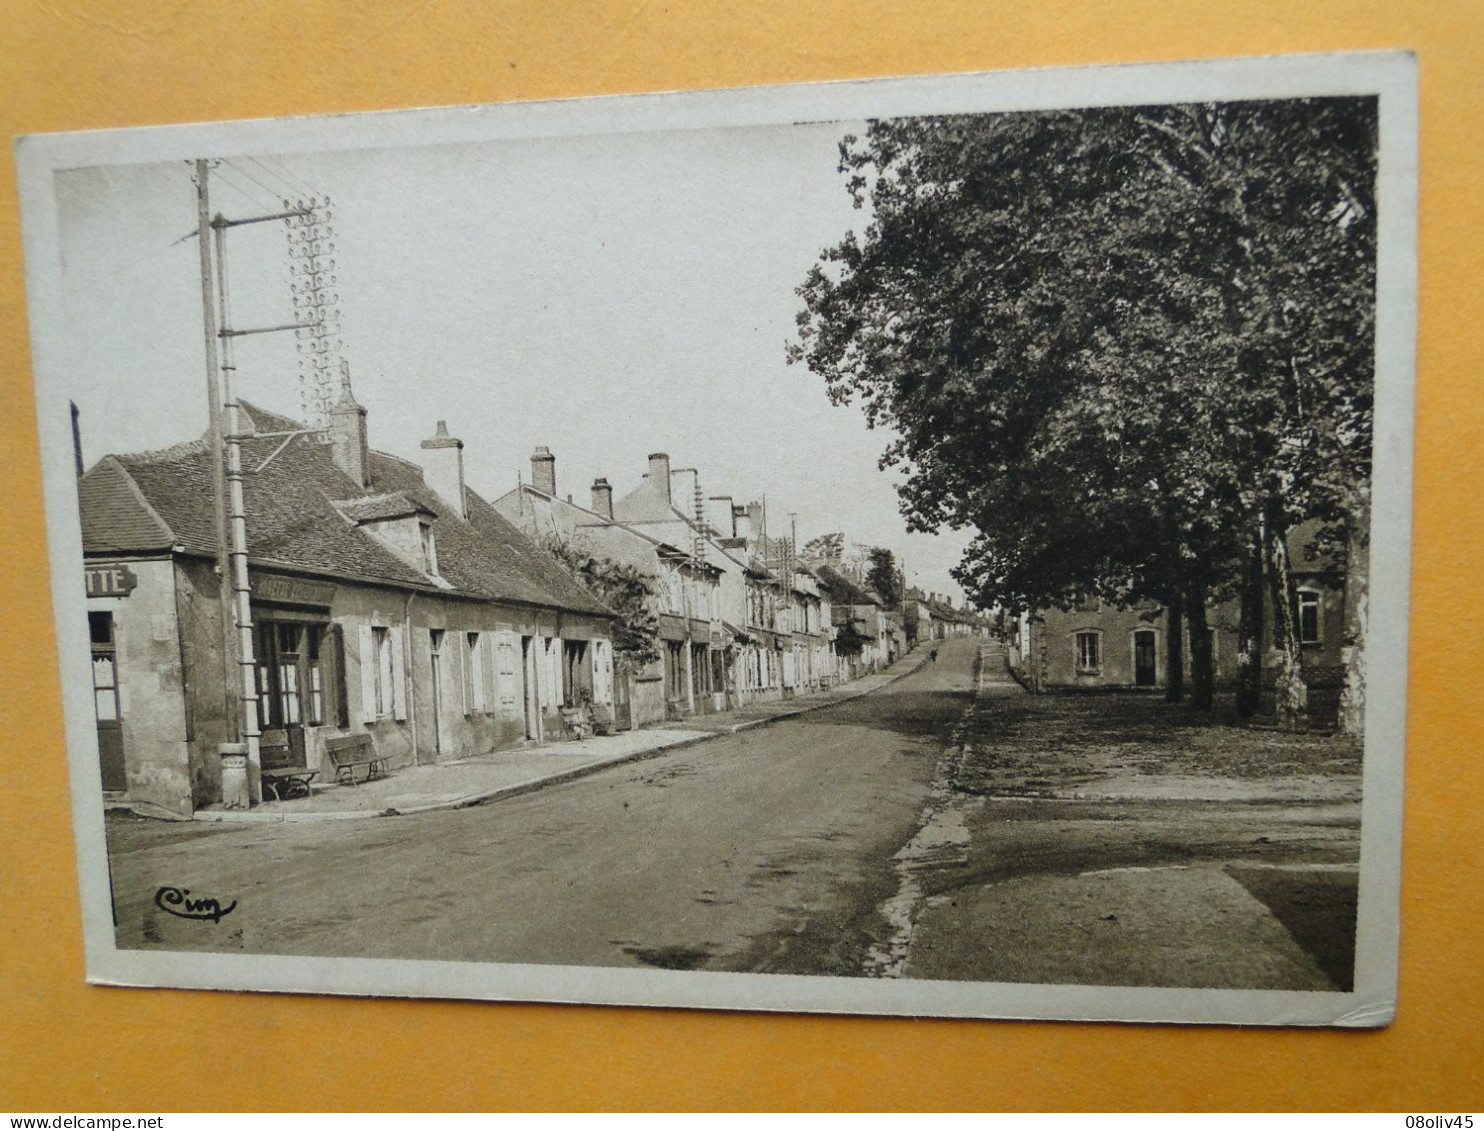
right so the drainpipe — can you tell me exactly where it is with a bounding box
[405,591,419,764]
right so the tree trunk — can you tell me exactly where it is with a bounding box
[1165,601,1184,703]
[1185,582,1215,711]
[1236,530,1265,717]
[1338,493,1370,737]
[1263,503,1309,729]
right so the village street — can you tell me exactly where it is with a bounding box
[106,638,1360,989]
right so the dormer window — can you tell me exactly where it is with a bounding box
[420,521,439,576]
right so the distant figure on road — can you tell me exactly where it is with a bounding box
[930,648,939,663]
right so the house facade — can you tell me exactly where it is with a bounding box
[81,394,615,819]
[1009,523,1348,722]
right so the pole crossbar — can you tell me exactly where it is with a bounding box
[213,208,313,229]
[220,320,317,338]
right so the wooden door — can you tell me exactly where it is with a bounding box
[1134,630,1157,687]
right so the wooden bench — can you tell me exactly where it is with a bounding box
[259,732,317,801]
[560,703,613,740]
[326,733,388,785]
[559,706,594,740]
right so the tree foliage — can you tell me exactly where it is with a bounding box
[865,546,902,608]
[541,536,660,669]
[791,98,1377,720]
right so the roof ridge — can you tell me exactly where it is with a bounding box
[115,437,210,465]
[100,454,179,546]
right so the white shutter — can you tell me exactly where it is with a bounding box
[458,632,471,715]
[595,641,613,706]
[390,625,408,720]
[543,638,559,708]
[482,633,497,710]
[357,624,376,724]
[496,633,517,707]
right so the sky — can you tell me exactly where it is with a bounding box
[54,119,974,601]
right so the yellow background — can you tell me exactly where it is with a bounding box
[2,1,1479,1112]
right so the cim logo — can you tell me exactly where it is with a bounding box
[85,564,138,598]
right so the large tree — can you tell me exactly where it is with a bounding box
[864,546,903,608]
[791,99,1376,725]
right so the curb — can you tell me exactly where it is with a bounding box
[193,649,940,824]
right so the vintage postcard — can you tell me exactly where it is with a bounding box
[17,51,1416,1024]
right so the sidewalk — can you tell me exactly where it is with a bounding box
[194,650,930,823]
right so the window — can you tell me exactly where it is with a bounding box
[1297,590,1321,644]
[89,611,119,723]
[1076,631,1101,673]
[465,632,486,713]
[374,627,394,717]
[420,522,439,576]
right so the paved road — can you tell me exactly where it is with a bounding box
[107,636,1358,989]
[108,639,981,973]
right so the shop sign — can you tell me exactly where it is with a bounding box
[252,573,337,607]
[85,564,138,598]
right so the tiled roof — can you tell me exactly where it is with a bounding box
[78,456,175,554]
[78,401,612,618]
[335,491,434,524]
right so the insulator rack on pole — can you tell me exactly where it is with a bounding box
[283,196,344,432]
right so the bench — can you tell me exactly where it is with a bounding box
[559,706,594,740]
[259,732,317,801]
[326,733,388,785]
[560,703,613,740]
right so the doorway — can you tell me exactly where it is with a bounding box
[429,629,447,757]
[90,611,126,792]
[521,635,540,741]
[254,621,329,764]
[1134,630,1158,687]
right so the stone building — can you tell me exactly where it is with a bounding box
[80,394,615,819]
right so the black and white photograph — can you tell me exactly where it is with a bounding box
[18,52,1416,1024]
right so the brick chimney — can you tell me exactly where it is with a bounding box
[530,445,556,497]
[591,477,614,519]
[329,386,370,488]
[419,420,466,519]
[647,452,671,503]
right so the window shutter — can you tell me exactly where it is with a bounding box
[357,624,377,725]
[482,633,497,710]
[496,634,517,707]
[390,625,408,720]
[541,638,557,708]
[460,632,473,716]
[332,624,350,728]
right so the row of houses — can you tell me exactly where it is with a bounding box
[1005,524,1350,723]
[79,382,942,819]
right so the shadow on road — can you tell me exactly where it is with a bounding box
[794,687,974,741]
[1227,865,1358,990]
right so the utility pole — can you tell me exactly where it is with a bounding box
[196,159,316,807]
[195,160,237,750]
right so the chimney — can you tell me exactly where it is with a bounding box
[733,504,752,541]
[591,477,614,519]
[647,452,671,503]
[530,445,556,496]
[747,501,765,539]
[419,420,466,519]
[329,386,371,488]
[708,495,734,537]
[70,400,84,477]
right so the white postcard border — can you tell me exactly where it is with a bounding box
[17,49,1417,1026]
